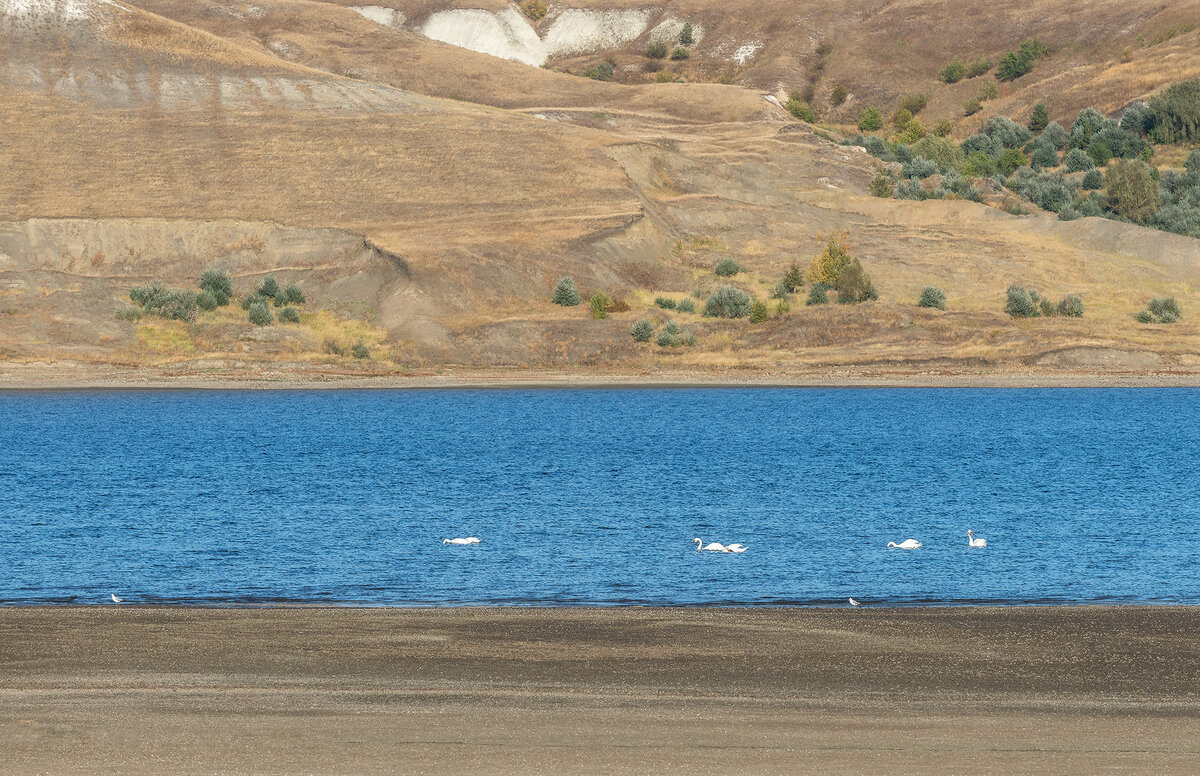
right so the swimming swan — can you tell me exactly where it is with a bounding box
[967,530,988,548]
[725,543,748,554]
[694,538,727,552]
[443,537,481,545]
[887,539,922,549]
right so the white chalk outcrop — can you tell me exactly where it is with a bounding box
[1,0,116,26]
[351,5,405,29]
[419,7,654,67]
[645,17,703,46]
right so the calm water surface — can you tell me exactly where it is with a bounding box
[1,388,1198,606]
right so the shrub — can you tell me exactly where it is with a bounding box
[893,107,913,128]
[283,285,306,305]
[998,148,1027,175]
[834,259,877,303]
[987,116,1032,148]
[933,119,954,137]
[858,107,884,131]
[781,261,805,292]
[247,300,273,326]
[917,286,946,310]
[1105,159,1161,224]
[900,93,929,115]
[1039,298,1056,317]
[552,276,581,306]
[962,150,998,177]
[829,84,848,106]
[679,22,694,45]
[997,37,1049,81]
[808,232,853,285]
[1081,168,1104,189]
[786,96,817,122]
[323,339,347,356]
[115,305,142,321]
[897,119,926,144]
[1186,149,1200,175]
[675,298,696,314]
[1087,140,1113,166]
[589,292,613,319]
[977,81,999,101]
[913,136,964,170]
[646,39,668,58]
[1063,148,1095,172]
[656,319,682,346]
[1031,140,1059,170]
[351,340,370,359]
[670,46,690,60]
[770,281,791,299]
[703,286,752,318]
[966,57,993,78]
[1004,285,1040,317]
[241,293,266,311]
[580,62,614,81]
[610,298,631,313]
[939,59,966,84]
[256,274,281,300]
[1133,310,1155,324]
[129,280,198,322]
[806,283,830,305]
[198,268,232,305]
[655,70,673,83]
[714,258,743,277]
[1028,103,1049,132]
[197,290,219,311]
[902,157,938,179]
[1042,121,1070,149]
[631,318,655,342]
[654,296,677,310]
[1146,80,1200,144]
[1146,297,1182,323]
[775,300,791,314]
[1057,294,1084,318]
[278,307,301,323]
[963,98,983,117]
[749,299,770,323]
[869,171,895,197]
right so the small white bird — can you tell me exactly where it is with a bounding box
[443,537,481,545]
[110,593,122,604]
[725,543,748,554]
[887,539,923,549]
[849,597,860,607]
[968,530,988,548]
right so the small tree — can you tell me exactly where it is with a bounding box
[1005,285,1040,318]
[278,307,301,323]
[552,277,581,306]
[1063,148,1095,172]
[702,286,752,318]
[679,22,694,45]
[858,107,884,131]
[917,286,946,310]
[781,261,805,292]
[805,283,830,306]
[247,300,274,326]
[1057,294,1084,318]
[199,268,232,306]
[829,84,848,106]
[589,292,613,319]
[257,274,281,300]
[631,319,655,342]
[351,340,370,358]
[807,232,853,286]
[835,259,877,303]
[1028,103,1049,132]
[749,299,769,323]
[869,171,894,197]
[646,39,668,58]
[939,59,966,84]
[670,45,690,60]
[714,258,743,277]
[1105,159,1161,224]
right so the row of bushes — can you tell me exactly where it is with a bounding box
[938,56,992,84]
[631,318,698,347]
[240,274,306,326]
[1005,286,1084,318]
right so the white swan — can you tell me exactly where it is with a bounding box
[725,543,748,554]
[967,530,987,548]
[110,593,122,604]
[443,537,481,545]
[694,538,727,552]
[887,539,922,549]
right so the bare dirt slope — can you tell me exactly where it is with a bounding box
[2,0,1199,381]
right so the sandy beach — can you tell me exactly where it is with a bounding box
[1,606,1197,774]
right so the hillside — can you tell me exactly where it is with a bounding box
[2,0,1200,383]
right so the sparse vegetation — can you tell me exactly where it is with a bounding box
[631,319,655,342]
[714,258,744,277]
[128,280,198,322]
[675,298,696,314]
[351,340,371,359]
[654,296,677,310]
[552,277,581,306]
[899,93,929,116]
[519,0,547,21]
[580,62,615,81]
[917,286,946,310]
[966,57,993,79]
[670,46,690,61]
[829,84,848,106]
[786,93,817,122]
[589,292,614,319]
[870,170,895,197]
[702,286,752,318]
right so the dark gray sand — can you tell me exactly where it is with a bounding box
[2,606,1198,774]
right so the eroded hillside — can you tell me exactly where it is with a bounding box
[2,0,1199,383]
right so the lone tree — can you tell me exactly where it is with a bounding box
[1105,159,1161,224]
[679,22,694,45]
[835,259,878,304]
[1028,103,1049,132]
[807,232,853,286]
[552,276,581,306]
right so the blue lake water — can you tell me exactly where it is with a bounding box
[1,388,1198,606]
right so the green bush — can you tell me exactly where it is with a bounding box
[858,107,884,131]
[702,286,752,318]
[247,300,273,326]
[241,293,267,311]
[963,98,983,117]
[829,84,848,106]
[278,307,301,323]
[679,22,694,45]
[256,274,281,300]
[939,59,966,84]
[654,296,676,310]
[749,299,769,323]
[997,38,1050,81]
[966,57,993,78]
[714,258,743,277]
[352,340,370,358]
[129,280,198,322]
[998,148,1027,175]
[1146,297,1182,323]
[1087,140,1113,166]
[900,93,929,115]
[1133,310,1155,324]
[786,96,816,122]
[835,259,877,303]
[912,136,964,170]
[869,171,895,197]
[552,276,581,306]
[1028,103,1049,132]
[323,339,347,356]
[283,285,306,305]
[675,298,696,314]
[977,81,999,101]
[656,319,682,346]
[1186,149,1200,175]
[781,261,805,293]
[770,280,791,299]
[197,290,219,311]
[1146,80,1200,144]
[893,107,913,128]
[589,292,613,319]
[805,283,830,306]
[1042,121,1070,149]
[1081,168,1103,189]
[631,318,655,342]
[1105,159,1161,224]
[1063,148,1095,172]
[1004,285,1040,317]
[1031,140,1059,170]
[646,39,668,58]
[917,286,946,310]
[1057,294,1084,317]
[198,269,232,305]
[670,46,690,60]
[580,62,614,81]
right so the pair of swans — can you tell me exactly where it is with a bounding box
[887,531,988,550]
[694,538,747,554]
[443,537,480,545]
